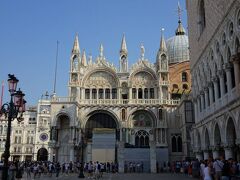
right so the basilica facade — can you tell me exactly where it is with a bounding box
[43,17,192,173]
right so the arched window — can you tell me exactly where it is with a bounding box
[92,89,97,99]
[135,130,149,147]
[85,89,90,99]
[182,72,188,82]
[144,88,148,99]
[150,88,154,99]
[132,88,136,99]
[177,136,182,152]
[228,22,234,38]
[105,89,110,99]
[199,0,206,34]
[173,84,178,89]
[72,56,78,71]
[99,89,103,99]
[138,88,143,99]
[227,48,235,88]
[172,136,177,152]
[183,84,188,90]
[121,109,126,121]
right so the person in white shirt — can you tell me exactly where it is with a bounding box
[213,158,223,180]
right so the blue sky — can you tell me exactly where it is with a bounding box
[0,0,187,106]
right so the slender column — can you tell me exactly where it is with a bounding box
[110,89,112,99]
[200,92,205,110]
[96,89,99,100]
[212,150,219,159]
[231,55,240,86]
[218,70,225,97]
[225,63,233,92]
[136,88,139,99]
[197,96,201,114]
[213,77,219,100]
[208,83,214,105]
[203,150,209,160]
[196,152,203,161]
[103,89,105,99]
[148,88,150,99]
[90,88,92,100]
[224,147,233,160]
[193,99,198,120]
[154,87,157,99]
[204,88,209,107]
[129,88,132,100]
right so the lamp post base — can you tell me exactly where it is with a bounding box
[78,170,85,178]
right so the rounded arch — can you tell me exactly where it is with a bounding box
[128,109,157,128]
[213,122,221,146]
[130,68,158,87]
[37,147,48,161]
[84,110,120,139]
[81,68,120,88]
[53,110,73,127]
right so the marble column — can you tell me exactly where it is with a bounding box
[231,55,240,86]
[200,92,205,110]
[213,77,219,100]
[48,148,53,161]
[69,146,74,162]
[197,97,201,114]
[212,150,219,159]
[224,147,233,160]
[218,70,225,96]
[203,150,209,160]
[129,88,132,100]
[90,88,92,100]
[208,83,214,105]
[196,152,203,161]
[193,99,198,121]
[204,88,209,107]
[225,63,233,92]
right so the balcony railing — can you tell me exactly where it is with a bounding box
[52,97,180,106]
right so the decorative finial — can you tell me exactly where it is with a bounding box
[88,53,92,65]
[160,28,167,52]
[177,1,183,22]
[100,44,104,58]
[140,43,145,60]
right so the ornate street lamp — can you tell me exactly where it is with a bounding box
[73,129,85,178]
[0,74,26,180]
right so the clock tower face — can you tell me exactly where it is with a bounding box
[39,133,48,141]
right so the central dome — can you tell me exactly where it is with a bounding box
[166,20,190,64]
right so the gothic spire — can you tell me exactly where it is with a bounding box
[82,49,87,66]
[159,28,167,52]
[120,34,128,55]
[72,34,80,54]
[140,43,145,60]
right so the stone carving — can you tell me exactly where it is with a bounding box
[85,71,117,87]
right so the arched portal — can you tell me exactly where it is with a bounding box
[85,111,119,162]
[37,148,48,161]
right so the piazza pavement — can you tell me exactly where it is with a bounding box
[21,172,192,180]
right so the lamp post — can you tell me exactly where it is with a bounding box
[73,129,85,178]
[0,74,26,180]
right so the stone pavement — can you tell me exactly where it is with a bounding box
[21,172,192,180]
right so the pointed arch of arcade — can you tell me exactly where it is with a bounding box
[84,109,120,139]
[203,127,210,149]
[128,109,157,128]
[196,129,202,149]
[213,122,222,146]
[225,117,237,146]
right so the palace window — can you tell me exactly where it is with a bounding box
[182,72,188,82]
[92,89,97,99]
[144,88,148,99]
[85,89,90,99]
[99,89,104,99]
[138,88,143,99]
[183,84,188,90]
[105,89,110,99]
[199,0,206,35]
[150,88,154,99]
[132,88,136,99]
[112,88,117,99]
[171,134,182,152]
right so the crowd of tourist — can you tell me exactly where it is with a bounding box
[158,156,240,180]
[0,160,118,179]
